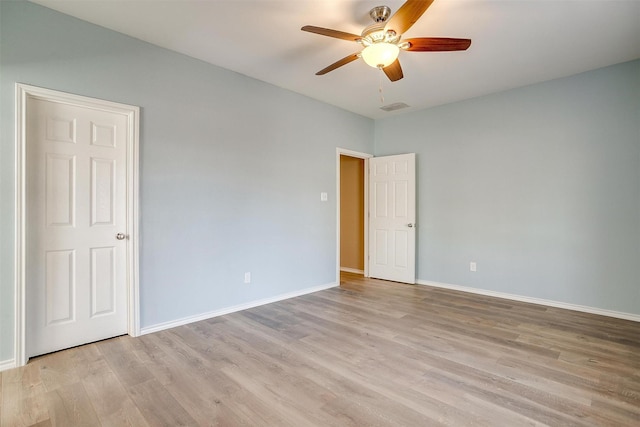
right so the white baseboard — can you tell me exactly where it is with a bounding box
[417,279,640,323]
[140,281,339,335]
[340,267,364,274]
[0,358,16,373]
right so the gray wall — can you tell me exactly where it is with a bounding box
[0,1,374,362]
[375,59,640,314]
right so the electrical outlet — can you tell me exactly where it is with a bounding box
[244,272,251,283]
[470,262,477,272]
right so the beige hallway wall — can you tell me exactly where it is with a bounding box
[340,155,364,271]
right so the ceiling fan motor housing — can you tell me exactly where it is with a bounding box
[361,22,399,47]
[361,6,399,47]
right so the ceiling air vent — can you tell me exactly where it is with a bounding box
[380,102,409,112]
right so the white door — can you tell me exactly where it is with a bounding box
[368,153,416,284]
[26,97,128,357]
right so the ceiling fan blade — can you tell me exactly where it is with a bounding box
[316,53,361,75]
[385,0,435,35]
[404,37,472,51]
[301,26,361,42]
[383,59,403,82]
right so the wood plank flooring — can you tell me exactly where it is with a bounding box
[2,272,639,426]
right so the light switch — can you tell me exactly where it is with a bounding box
[321,192,328,202]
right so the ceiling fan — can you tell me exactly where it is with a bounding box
[301,0,471,82]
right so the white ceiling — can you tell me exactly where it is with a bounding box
[30,0,640,119]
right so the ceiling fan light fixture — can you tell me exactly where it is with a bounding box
[301,0,471,81]
[361,42,399,68]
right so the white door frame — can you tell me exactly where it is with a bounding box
[14,83,140,366]
[336,148,373,283]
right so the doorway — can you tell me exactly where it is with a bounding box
[336,148,372,283]
[15,84,140,366]
[336,149,417,286]
[340,155,365,274]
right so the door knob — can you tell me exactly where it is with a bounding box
[407,223,414,228]
[116,233,126,240]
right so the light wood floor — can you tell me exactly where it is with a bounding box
[2,272,639,426]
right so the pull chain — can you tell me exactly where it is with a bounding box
[378,66,385,104]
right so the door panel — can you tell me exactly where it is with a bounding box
[45,249,76,325]
[368,153,416,284]
[45,153,76,227]
[90,246,116,317]
[394,230,408,268]
[91,158,116,226]
[27,98,128,357]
